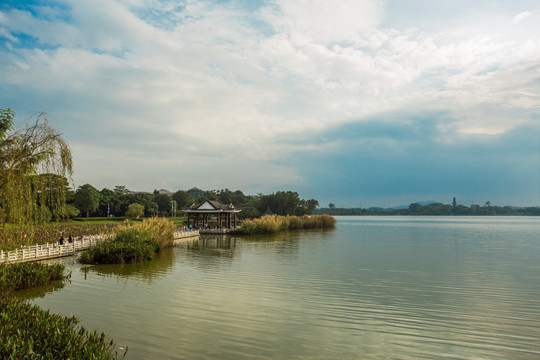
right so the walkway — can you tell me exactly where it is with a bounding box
[0,230,200,263]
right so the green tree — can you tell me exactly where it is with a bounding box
[154,192,172,216]
[74,184,100,217]
[304,199,319,215]
[126,203,144,219]
[0,109,73,224]
[172,190,191,209]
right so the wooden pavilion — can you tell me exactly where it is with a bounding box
[183,200,241,231]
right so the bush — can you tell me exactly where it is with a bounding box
[125,203,144,219]
[80,217,176,264]
[0,296,123,359]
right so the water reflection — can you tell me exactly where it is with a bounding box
[81,246,177,284]
[15,279,65,300]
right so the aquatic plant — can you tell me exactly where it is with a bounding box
[80,217,176,264]
[0,262,66,293]
[234,214,336,235]
[0,295,124,359]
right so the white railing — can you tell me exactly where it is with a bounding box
[0,230,201,264]
[0,235,108,264]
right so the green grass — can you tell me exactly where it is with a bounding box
[233,214,336,235]
[80,217,177,264]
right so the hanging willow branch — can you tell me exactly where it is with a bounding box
[0,111,73,224]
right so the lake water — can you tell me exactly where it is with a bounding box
[21,216,540,359]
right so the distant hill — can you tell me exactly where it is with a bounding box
[390,200,438,209]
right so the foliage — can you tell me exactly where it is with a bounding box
[0,223,115,251]
[172,190,191,209]
[256,191,319,216]
[0,110,73,224]
[0,262,65,293]
[74,186,322,220]
[125,203,144,219]
[0,108,15,139]
[154,193,172,216]
[74,184,101,217]
[234,214,336,235]
[0,295,123,360]
[80,217,176,264]
[54,203,80,219]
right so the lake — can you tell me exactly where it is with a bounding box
[21,216,540,359]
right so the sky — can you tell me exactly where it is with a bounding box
[1,0,539,208]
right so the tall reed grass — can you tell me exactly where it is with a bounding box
[80,217,176,264]
[234,214,336,235]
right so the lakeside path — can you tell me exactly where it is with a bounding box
[0,230,200,264]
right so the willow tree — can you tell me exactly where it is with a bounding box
[0,108,73,224]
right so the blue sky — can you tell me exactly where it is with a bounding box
[1,0,539,208]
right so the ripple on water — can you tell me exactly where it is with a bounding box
[24,217,540,359]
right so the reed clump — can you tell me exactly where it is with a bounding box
[0,262,66,293]
[0,295,123,359]
[235,214,336,235]
[80,217,176,264]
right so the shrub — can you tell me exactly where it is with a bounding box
[125,203,144,219]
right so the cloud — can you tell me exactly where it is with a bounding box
[512,11,532,23]
[263,0,384,44]
[1,0,539,206]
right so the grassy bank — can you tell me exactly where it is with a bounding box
[233,214,336,235]
[80,217,176,264]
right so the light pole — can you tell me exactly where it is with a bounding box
[171,200,177,217]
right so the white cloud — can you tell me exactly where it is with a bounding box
[263,0,384,45]
[512,11,532,23]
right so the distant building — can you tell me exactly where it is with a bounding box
[187,187,205,198]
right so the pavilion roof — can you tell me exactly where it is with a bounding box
[184,199,241,213]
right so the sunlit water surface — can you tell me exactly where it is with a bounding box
[20,216,540,359]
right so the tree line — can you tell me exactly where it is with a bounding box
[71,185,319,220]
[315,202,540,216]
